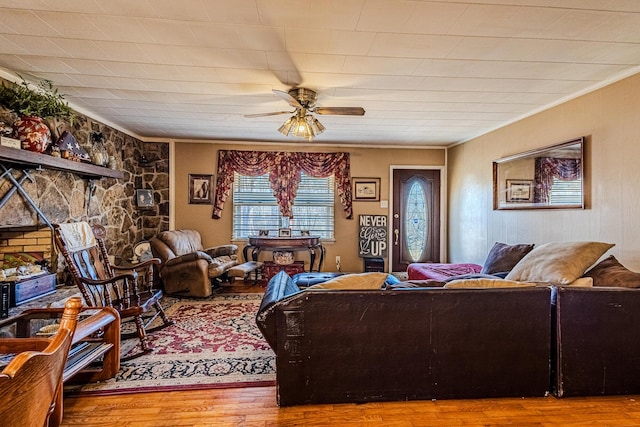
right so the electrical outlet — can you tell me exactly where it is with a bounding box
[335,256,341,271]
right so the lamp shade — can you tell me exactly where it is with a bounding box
[279,113,324,141]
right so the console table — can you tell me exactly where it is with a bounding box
[243,236,325,272]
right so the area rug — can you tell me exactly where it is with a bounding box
[66,293,275,396]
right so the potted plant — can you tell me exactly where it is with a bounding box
[0,76,74,153]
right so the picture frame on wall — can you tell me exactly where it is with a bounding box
[506,179,534,202]
[136,189,154,208]
[278,228,291,237]
[353,177,380,201]
[189,174,213,204]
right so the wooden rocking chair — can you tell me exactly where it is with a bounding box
[53,222,173,359]
[0,297,82,427]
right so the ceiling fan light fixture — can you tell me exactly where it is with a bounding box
[291,115,314,140]
[288,114,324,141]
[250,87,364,139]
[277,116,296,136]
[310,116,325,135]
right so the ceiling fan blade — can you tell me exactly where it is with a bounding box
[244,111,293,118]
[273,89,303,109]
[314,107,365,116]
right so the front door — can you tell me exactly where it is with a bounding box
[391,169,441,272]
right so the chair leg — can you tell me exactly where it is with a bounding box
[155,301,174,327]
[134,315,153,354]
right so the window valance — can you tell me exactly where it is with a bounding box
[533,157,581,204]
[212,150,353,219]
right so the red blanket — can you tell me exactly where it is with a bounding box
[407,263,482,281]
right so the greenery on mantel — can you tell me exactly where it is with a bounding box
[0,75,74,121]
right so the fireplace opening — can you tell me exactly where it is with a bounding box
[0,226,52,275]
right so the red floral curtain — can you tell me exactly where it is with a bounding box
[212,150,353,219]
[533,157,582,204]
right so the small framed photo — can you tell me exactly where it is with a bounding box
[136,189,154,208]
[353,177,380,201]
[278,228,291,237]
[300,230,311,236]
[258,230,270,237]
[506,179,534,202]
[189,174,213,204]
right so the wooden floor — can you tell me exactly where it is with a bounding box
[60,388,640,427]
[60,282,640,427]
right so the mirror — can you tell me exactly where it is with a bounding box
[493,137,585,210]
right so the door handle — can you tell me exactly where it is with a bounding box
[394,229,399,245]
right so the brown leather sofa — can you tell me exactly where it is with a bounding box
[554,286,640,397]
[150,229,238,297]
[257,271,554,406]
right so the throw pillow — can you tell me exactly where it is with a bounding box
[307,272,389,290]
[480,242,535,274]
[584,255,640,288]
[505,241,614,285]
[443,278,536,288]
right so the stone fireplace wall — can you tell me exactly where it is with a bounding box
[0,79,170,282]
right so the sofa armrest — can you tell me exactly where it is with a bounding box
[204,244,238,258]
[164,251,213,267]
[256,271,301,351]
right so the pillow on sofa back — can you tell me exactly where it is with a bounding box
[307,272,389,290]
[444,278,536,288]
[505,241,614,285]
[480,242,535,274]
[584,255,640,288]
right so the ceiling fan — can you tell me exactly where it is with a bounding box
[245,88,365,141]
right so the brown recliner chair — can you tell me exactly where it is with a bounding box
[150,229,238,297]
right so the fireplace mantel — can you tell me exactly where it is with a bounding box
[0,145,124,179]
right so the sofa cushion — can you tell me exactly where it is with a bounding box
[444,278,536,288]
[505,241,614,285]
[387,279,447,288]
[566,277,593,287]
[307,272,389,290]
[584,255,640,288]
[292,272,345,287]
[481,242,535,275]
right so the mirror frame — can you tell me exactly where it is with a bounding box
[493,137,585,210]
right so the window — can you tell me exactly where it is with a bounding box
[549,177,582,205]
[232,172,335,239]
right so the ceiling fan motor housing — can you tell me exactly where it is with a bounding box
[288,88,318,108]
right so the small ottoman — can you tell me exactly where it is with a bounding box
[292,272,344,288]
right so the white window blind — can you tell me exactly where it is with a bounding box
[232,172,334,239]
[549,177,582,205]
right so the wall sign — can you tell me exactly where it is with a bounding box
[358,214,388,258]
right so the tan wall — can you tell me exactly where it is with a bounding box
[174,142,446,273]
[448,72,640,269]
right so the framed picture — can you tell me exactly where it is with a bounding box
[506,179,534,202]
[189,174,213,204]
[353,177,380,201]
[136,189,154,208]
[300,230,311,236]
[258,229,270,237]
[278,228,291,237]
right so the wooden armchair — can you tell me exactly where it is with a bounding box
[53,222,173,359]
[0,297,82,427]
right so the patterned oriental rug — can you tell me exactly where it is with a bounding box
[65,293,275,396]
